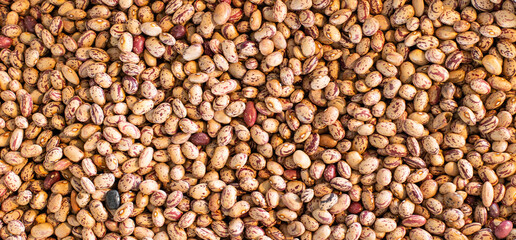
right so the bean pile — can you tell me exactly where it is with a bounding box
[1,0,516,238]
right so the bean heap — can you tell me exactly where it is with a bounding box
[1,0,516,239]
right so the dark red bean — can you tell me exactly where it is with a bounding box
[283,170,299,180]
[203,41,214,57]
[244,101,257,127]
[43,171,61,189]
[133,35,145,54]
[489,203,500,218]
[348,202,363,214]
[190,132,211,146]
[170,25,186,39]
[24,16,37,33]
[0,36,12,49]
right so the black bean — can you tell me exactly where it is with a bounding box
[105,190,120,210]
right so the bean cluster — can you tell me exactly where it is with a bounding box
[1,0,516,239]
